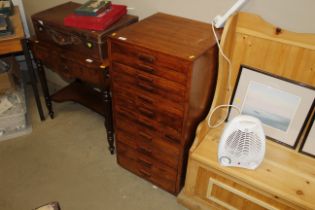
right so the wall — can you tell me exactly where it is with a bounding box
[22,0,315,85]
[12,0,30,37]
[115,0,315,33]
[24,0,315,33]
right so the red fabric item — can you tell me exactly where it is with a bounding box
[64,4,127,31]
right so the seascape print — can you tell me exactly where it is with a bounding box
[241,81,301,132]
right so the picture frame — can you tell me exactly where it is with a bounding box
[299,112,315,158]
[228,65,315,148]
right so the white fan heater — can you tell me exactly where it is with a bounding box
[218,115,265,170]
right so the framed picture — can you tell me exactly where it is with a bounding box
[228,65,315,148]
[299,113,315,158]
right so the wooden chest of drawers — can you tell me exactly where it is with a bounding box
[108,13,219,194]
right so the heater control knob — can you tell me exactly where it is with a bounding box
[219,156,231,165]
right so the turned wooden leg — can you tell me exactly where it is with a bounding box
[21,39,45,121]
[35,59,54,119]
[103,89,115,154]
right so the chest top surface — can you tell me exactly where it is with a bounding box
[111,13,218,60]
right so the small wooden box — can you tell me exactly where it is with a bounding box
[31,1,138,61]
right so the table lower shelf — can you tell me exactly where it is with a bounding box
[50,81,105,116]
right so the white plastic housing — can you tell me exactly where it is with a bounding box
[218,115,265,170]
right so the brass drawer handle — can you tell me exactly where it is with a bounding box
[117,110,130,119]
[38,26,44,32]
[139,131,153,142]
[137,75,154,83]
[60,54,66,59]
[165,134,181,144]
[63,65,69,72]
[137,158,152,168]
[137,96,154,104]
[138,64,155,74]
[137,120,155,130]
[138,107,155,119]
[137,82,155,92]
[47,27,81,46]
[138,54,155,63]
[139,169,151,178]
[137,147,152,155]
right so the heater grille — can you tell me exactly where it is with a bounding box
[218,115,265,169]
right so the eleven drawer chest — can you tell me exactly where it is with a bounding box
[108,13,219,194]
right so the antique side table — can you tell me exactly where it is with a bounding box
[30,2,138,154]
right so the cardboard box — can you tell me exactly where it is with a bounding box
[0,71,14,93]
[0,86,28,141]
[0,56,18,93]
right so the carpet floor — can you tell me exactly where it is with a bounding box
[0,88,187,210]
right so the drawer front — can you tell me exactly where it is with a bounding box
[31,40,107,88]
[110,41,188,85]
[112,62,186,104]
[116,130,179,169]
[31,42,61,70]
[113,82,184,113]
[114,86,184,133]
[196,167,297,210]
[114,115,180,168]
[61,57,106,88]
[115,103,183,141]
[32,20,106,60]
[115,112,182,146]
[117,141,177,193]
